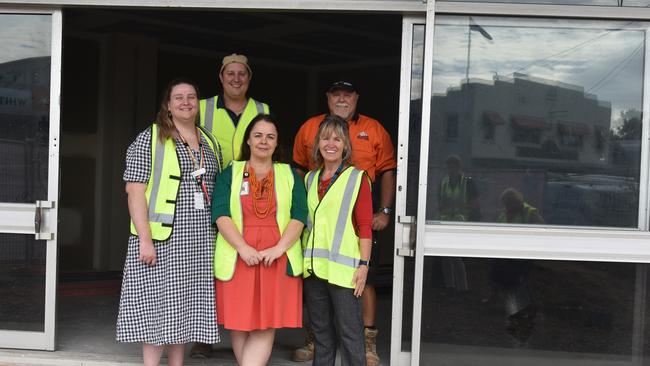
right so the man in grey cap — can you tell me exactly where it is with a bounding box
[198,53,270,169]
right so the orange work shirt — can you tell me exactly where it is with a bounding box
[292,114,397,182]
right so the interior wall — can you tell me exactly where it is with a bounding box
[60,8,402,273]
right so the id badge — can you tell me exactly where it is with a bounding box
[194,192,205,210]
[240,181,250,196]
[192,167,206,178]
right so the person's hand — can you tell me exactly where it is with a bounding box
[139,239,156,266]
[259,245,285,267]
[237,244,262,266]
[372,212,390,231]
[352,265,369,297]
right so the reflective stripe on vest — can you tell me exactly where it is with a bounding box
[199,96,268,167]
[305,171,317,233]
[213,161,303,281]
[130,124,220,241]
[302,167,364,289]
[148,136,175,225]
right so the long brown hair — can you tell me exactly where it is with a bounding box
[155,77,200,143]
[239,114,284,162]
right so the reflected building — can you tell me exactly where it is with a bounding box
[431,72,611,171]
[428,73,640,226]
[0,56,50,264]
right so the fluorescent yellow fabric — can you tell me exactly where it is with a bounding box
[199,96,269,167]
[302,167,364,289]
[214,161,303,281]
[130,124,219,241]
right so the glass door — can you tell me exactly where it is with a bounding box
[390,14,425,366]
[0,8,61,350]
[405,1,650,365]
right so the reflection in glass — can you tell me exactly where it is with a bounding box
[0,233,46,331]
[402,257,415,352]
[441,0,617,5]
[622,0,650,6]
[0,14,51,203]
[406,24,425,216]
[420,257,647,364]
[426,16,644,227]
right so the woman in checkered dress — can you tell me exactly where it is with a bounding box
[116,78,221,365]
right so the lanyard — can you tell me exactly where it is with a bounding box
[318,162,345,196]
[178,128,211,204]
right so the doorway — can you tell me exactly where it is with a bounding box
[57,7,403,362]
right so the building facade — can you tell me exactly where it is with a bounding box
[2,1,650,365]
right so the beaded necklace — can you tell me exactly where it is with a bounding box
[247,163,274,219]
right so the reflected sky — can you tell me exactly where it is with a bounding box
[443,0,617,4]
[429,16,646,128]
[0,14,51,64]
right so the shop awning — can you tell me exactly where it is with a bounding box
[483,110,505,125]
[511,114,548,129]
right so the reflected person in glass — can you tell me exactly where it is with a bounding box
[436,154,481,291]
[490,188,544,345]
[438,154,481,222]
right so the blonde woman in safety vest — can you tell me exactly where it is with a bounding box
[303,115,373,366]
[211,114,307,366]
[117,78,222,366]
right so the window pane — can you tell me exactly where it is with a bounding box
[0,14,51,203]
[440,0,618,5]
[0,233,46,331]
[622,0,650,6]
[420,257,648,364]
[406,24,425,216]
[427,16,644,228]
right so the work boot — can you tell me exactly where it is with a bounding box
[291,328,314,362]
[189,342,212,359]
[365,327,380,366]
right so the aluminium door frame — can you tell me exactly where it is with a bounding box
[404,2,650,365]
[0,6,62,351]
[391,14,425,366]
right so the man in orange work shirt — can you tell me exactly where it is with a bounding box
[292,80,396,366]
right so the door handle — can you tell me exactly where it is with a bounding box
[35,200,54,240]
[396,215,416,257]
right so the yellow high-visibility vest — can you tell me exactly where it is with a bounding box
[498,202,538,224]
[199,96,269,167]
[213,161,303,281]
[302,167,365,289]
[440,175,468,221]
[130,123,221,241]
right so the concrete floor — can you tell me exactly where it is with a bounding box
[0,292,393,365]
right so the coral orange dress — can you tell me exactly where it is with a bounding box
[215,175,302,331]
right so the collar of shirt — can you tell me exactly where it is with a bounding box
[217,93,246,126]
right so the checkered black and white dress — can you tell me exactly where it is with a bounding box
[116,127,220,346]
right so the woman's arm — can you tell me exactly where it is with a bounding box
[125,182,156,266]
[352,176,373,296]
[353,238,372,297]
[260,219,304,267]
[216,216,261,266]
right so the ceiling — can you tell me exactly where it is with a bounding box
[63,8,403,70]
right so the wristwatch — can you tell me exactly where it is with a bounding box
[358,260,369,267]
[378,207,393,215]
